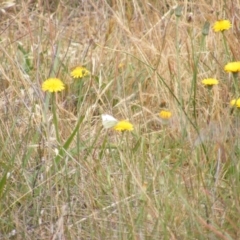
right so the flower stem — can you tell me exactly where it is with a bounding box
[52,93,60,142]
[221,32,230,62]
[76,80,84,111]
[232,72,239,96]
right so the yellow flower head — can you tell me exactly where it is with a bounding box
[201,78,219,87]
[113,120,134,132]
[224,62,240,73]
[159,110,172,120]
[159,110,172,125]
[118,63,125,69]
[230,99,240,108]
[71,66,90,79]
[213,20,231,32]
[42,78,65,93]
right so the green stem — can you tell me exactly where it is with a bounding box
[191,33,207,122]
[175,15,182,107]
[221,32,230,62]
[76,80,84,111]
[43,93,50,123]
[52,93,60,143]
[232,72,239,96]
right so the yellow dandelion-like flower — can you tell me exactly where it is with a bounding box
[224,62,240,73]
[202,78,219,86]
[118,63,125,69]
[230,99,240,108]
[159,110,172,119]
[42,78,65,93]
[213,20,231,32]
[159,110,172,125]
[71,66,90,79]
[113,120,134,132]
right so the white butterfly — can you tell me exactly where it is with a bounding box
[101,114,119,129]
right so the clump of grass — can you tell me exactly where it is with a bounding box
[0,0,240,239]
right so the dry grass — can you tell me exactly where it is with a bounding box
[0,0,240,239]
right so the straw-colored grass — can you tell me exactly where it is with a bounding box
[0,0,240,239]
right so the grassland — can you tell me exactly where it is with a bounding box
[0,0,240,239]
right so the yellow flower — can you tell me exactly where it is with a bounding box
[113,120,134,131]
[230,99,240,108]
[213,20,231,32]
[201,78,219,86]
[224,62,240,73]
[159,110,172,119]
[71,66,90,78]
[118,63,125,69]
[159,110,172,125]
[42,78,65,92]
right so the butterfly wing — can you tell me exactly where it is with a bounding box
[101,114,118,129]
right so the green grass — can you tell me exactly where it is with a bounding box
[0,0,240,239]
